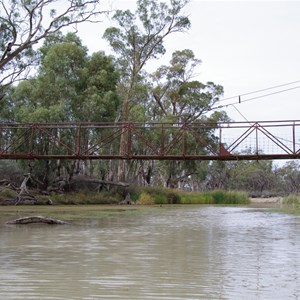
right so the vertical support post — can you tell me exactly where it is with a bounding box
[38,128,42,155]
[29,125,35,155]
[160,124,165,157]
[255,122,258,155]
[127,123,132,158]
[219,126,222,155]
[293,121,296,154]
[182,123,187,157]
[76,124,81,156]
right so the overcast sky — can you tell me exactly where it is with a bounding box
[76,0,300,123]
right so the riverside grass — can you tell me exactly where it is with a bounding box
[0,186,249,206]
[282,194,300,214]
[134,188,249,205]
[178,190,249,205]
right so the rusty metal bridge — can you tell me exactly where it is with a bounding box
[0,120,300,161]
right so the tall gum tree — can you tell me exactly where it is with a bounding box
[149,49,227,189]
[103,0,191,181]
[150,49,224,122]
[0,0,108,93]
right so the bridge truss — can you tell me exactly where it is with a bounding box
[0,120,300,160]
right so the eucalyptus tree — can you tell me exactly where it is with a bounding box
[103,0,191,181]
[275,161,300,194]
[147,49,227,189]
[10,33,120,186]
[0,0,108,95]
[227,159,276,195]
[150,49,224,122]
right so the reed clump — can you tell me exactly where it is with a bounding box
[130,186,180,205]
[179,190,249,205]
[282,194,300,213]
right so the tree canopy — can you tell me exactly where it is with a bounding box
[9,33,120,123]
[103,0,191,121]
[0,0,107,91]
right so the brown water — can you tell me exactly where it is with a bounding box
[1,206,300,299]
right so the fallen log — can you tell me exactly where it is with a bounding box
[6,216,67,225]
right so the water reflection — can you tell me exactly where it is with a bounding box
[1,206,300,299]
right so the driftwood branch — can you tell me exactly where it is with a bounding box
[6,216,67,225]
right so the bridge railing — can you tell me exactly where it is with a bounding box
[0,120,300,160]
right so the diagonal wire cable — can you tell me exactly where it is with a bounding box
[212,85,300,111]
[219,80,300,102]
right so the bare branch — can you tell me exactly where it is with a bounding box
[0,0,109,86]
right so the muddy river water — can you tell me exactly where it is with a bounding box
[1,205,300,299]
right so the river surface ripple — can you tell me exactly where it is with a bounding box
[1,206,300,299]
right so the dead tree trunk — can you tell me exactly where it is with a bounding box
[15,173,37,205]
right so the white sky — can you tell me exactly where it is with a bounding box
[75,0,300,123]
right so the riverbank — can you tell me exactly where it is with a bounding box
[0,187,250,206]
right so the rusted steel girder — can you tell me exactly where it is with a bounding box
[0,120,299,160]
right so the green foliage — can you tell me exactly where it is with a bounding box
[180,192,213,204]
[103,0,191,125]
[150,49,224,122]
[0,188,18,200]
[154,194,167,205]
[282,194,300,213]
[126,186,180,204]
[148,49,226,189]
[0,160,21,175]
[228,160,275,193]
[49,188,248,205]
[104,0,190,72]
[0,1,106,86]
[136,192,156,205]
[6,33,120,186]
[276,161,300,194]
[210,190,249,204]
[141,186,180,204]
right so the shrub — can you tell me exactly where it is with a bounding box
[136,192,156,205]
[155,194,167,205]
[0,187,18,199]
[283,194,300,212]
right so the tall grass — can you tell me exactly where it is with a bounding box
[134,187,248,205]
[133,186,180,205]
[179,190,249,205]
[282,194,300,213]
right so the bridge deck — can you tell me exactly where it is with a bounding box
[0,120,299,160]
